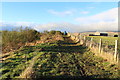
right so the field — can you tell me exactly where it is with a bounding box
[86,36,118,45]
[86,36,120,53]
[1,2,120,79]
[1,35,120,79]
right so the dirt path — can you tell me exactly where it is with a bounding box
[32,36,119,79]
[18,52,44,78]
[19,55,39,78]
[3,35,118,79]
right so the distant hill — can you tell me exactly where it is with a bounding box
[0,26,18,31]
[0,26,31,31]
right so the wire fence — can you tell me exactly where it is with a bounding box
[68,33,120,64]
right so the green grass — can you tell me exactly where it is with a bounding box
[1,47,37,79]
[32,42,119,79]
[86,36,120,53]
[87,36,118,45]
[1,36,120,79]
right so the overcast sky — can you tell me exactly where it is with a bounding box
[0,2,119,32]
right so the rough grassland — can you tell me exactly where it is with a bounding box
[1,36,120,80]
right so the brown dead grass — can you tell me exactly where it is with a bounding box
[91,46,118,65]
[26,34,64,46]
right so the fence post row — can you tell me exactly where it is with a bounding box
[69,33,119,64]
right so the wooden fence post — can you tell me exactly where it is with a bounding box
[80,34,82,39]
[116,53,119,64]
[99,39,102,53]
[84,36,86,41]
[84,36,86,45]
[114,40,118,61]
[74,36,76,40]
[90,37,93,48]
[79,35,82,45]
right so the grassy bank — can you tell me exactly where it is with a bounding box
[1,35,120,79]
[2,28,64,53]
[2,27,40,53]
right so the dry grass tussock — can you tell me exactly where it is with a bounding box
[26,33,64,46]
